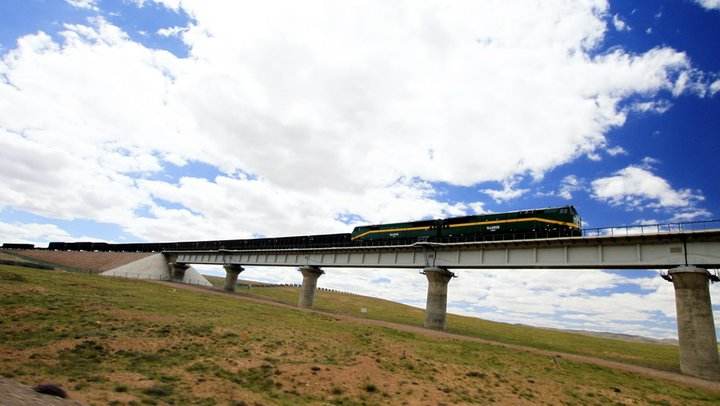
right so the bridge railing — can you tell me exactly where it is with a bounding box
[581,219,720,238]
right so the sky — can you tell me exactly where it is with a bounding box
[1,0,719,339]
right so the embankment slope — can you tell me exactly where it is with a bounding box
[4,249,153,273]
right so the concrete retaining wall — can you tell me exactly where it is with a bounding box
[101,253,212,287]
[182,267,213,287]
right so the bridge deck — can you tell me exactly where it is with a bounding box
[166,229,720,269]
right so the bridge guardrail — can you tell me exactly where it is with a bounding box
[582,219,720,238]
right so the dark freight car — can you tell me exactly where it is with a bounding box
[1,243,35,249]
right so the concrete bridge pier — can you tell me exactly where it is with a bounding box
[223,264,244,292]
[170,262,190,282]
[666,266,720,381]
[298,266,324,308]
[422,267,456,330]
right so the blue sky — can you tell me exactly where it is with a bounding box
[1,0,719,338]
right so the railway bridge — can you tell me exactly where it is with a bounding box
[161,227,720,380]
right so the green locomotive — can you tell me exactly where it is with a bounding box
[351,206,581,242]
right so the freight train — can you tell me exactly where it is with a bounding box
[41,206,581,252]
[1,243,35,249]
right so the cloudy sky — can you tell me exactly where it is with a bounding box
[1,0,719,338]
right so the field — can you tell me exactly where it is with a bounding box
[207,278,682,372]
[2,265,720,405]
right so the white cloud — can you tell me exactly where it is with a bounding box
[0,220,95,245]
[591,164,704,210]
[639,156,660,169]
[669,208,712,222]
[157,26,186,38]
[0,2,714,243]
[558,175,583,200]
[129,176,471,241]
[630,100,672,114]
[586,151,602,161]
[605,145,627,156]
[711,79,720,96]
[612,14,630,31]
[468,202,490,215]
[65,0,99,11]
[0,129,153,224]
[481,178,529,203]
[537,175,584,200]
[695,0,720,10]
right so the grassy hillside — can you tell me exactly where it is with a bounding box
[1,265,718,405]
[214,284,682,373]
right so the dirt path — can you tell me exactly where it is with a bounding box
[157,281,720,393]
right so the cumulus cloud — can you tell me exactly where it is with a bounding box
[65,0,99,11]
[557,175,584,200]
[468,202,490,215]
[535,175,586,200]
[591,163,706,217]
[612,14,630,31]
[605,145,627,156]
[0,1,714,243]
[481,178,529,203]
[157,26,186,38]
[630,100,672,114]
[131,176,470,240]
[695,0,720,10]
[711,79,720,96]
[0,129,152,224]
[669,208,712,222]
[0,220,80,245]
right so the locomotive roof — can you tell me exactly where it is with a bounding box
[437,205,577,221]
[353,205,578,229]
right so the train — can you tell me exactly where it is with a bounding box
[1,243,35,249]
[40,206,581,252]
[351,205,581,242]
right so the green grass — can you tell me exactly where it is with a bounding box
[234,284,682,372]
[1,264,718,405]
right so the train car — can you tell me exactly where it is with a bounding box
[1,243,35,249]
[48,242,67,250]
[203,233,351,251]
[47,241,110,251]
[351,206,581,243]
